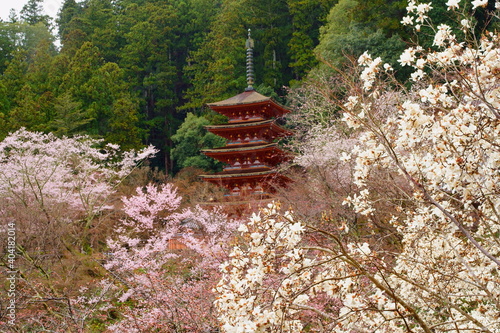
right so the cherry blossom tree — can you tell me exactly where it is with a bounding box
[0,128,157,254]
[0,128,156,331]
[0,128,157,226]
[214,1,500,332]
[104,183,240,332]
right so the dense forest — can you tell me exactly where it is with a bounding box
[1,0,500,332]
[0,0,416,174]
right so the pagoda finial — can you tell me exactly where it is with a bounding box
[245,29,255,91]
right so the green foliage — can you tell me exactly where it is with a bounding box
[0,22,18,73]
[47,92,91,136]
[287,0,337,82]
[107,97,144,150]
[0,28,58,137]
[6,85,47,132]
[171,113,226,172]
[25,39,58,94]
[57,0,82,41]
[0,21,55,72]
[0,49,29,119]
[247,0,293,89]
[315,0,406,69]
[183,0,245,109]
[84,0,123,63]
[20,0,51,27]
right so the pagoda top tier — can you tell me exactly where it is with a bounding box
[207,90,290,120]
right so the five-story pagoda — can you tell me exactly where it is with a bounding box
[200,30,291,198]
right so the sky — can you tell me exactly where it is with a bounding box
[0,0,64,22]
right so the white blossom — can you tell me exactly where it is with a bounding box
[445,0,460,10]
[401,15,413,25]
[433,24,453,47]
[410,69,425,81]
[215,3,500,332]
[460,19,471,28]
[472,0,488,9]
[358,51,372,66]
[398,47,418,66]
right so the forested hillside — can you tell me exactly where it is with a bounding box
[0,0,416,174]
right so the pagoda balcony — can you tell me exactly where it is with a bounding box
[200,169,291,198]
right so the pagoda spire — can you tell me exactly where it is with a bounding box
[245,29,255,91]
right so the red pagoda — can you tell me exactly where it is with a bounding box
[200,30,291,198]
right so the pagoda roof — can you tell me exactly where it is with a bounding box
[220,165,272,174]
[207,90,290,115]
[202,143,281,154]
[205,119,274,129]
[208,90,271,107]
[205,119,292,136]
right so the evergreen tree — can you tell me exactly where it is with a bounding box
[287,0,337,83]
[0,49,29,137]
[20,0,51,27]
[58,43,142,148]
[47,92,91,136]
[57,0,84,44]
[0,22,19,73]
[183,0,246,109]
[7,85,47,132]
